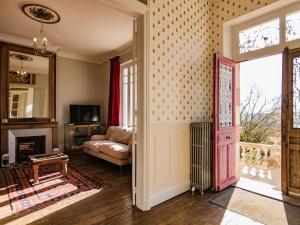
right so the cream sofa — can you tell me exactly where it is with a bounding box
[83,126,132,168]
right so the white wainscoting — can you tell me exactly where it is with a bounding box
[149,123,190,207]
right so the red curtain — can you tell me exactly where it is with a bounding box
[107,56,121,127]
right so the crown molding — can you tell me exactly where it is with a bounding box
[98,0,148,18]
[98,41,133,64]
[0,32,103,64]
[57,52,101,64]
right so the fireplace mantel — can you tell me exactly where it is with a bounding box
[0,122,58,164]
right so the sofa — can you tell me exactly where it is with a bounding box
[83,126,132,168]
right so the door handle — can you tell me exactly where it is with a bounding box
[226,136,231,140]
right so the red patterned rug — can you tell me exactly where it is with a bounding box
[1,164,109,215]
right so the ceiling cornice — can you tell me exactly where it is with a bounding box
[0,32,102,64]
[98,41,133,64]
[98,0,148,18]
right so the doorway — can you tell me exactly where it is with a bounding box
[237,54,282,196]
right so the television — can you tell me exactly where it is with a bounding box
[70,105,100,124]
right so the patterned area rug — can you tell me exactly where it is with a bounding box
[210,187,300,225]
[1,164,109,215]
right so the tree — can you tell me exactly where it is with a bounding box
[240,85,281,144]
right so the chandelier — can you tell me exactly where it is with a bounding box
[21,3,60,56]
[10,53,33,77]
[17,61,27,76]
[33,23,49,56]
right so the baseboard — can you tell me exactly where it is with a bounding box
[149,181,190,207]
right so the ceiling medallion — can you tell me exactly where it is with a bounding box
[10,53,33,62]
[10,53,33,76]
[21,4,60,24]
[21,3,60,56]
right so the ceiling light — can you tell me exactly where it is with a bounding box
[21,3,60,56]
[33,23,49,56]
[10,53,33,77]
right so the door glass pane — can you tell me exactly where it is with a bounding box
[286,11,300,42]
[293,57,300,128]
[239,19,280,54]
[219,64,233,127]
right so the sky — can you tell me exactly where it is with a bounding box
[240,54,282,109]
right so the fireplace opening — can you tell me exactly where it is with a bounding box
[16,136,46,163]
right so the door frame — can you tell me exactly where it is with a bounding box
[97,0,151,210]
[282,47,289,194]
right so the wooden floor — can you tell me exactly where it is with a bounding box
[0,152,288,225]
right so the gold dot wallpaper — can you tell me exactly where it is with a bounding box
[149,0,279,123]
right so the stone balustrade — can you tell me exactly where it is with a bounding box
[240,142,281,169]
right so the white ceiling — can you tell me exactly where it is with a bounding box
[0,0,133,62]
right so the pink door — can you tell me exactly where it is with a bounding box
[213,54,238,191]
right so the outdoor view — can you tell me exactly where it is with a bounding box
[240,54,282,191]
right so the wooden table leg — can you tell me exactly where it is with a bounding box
[33,164,39,184]
[61,160,68,176]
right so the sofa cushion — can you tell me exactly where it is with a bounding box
[90,135,107,141]
[99,141,130,160]
[107,126,132,144]
[83,140,105,152]
[84,140,130,160]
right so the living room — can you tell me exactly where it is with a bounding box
[0,0,140,224]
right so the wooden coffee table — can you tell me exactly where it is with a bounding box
[28,153,69,184]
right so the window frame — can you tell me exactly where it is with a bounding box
[232,2,300,62]
[120,60,137,128]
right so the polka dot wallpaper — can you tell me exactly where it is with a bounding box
[149,0,279,123]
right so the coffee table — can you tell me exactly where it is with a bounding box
[28,153,69,184]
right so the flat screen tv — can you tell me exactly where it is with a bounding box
[70,105,100,124]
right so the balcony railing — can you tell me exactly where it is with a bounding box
[240,142,281,169]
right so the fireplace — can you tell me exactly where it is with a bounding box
[8,128,53,164]
[16,136,46,163]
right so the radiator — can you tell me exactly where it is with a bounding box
[190,122,212,195]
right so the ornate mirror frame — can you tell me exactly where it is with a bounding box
[0,42,56,123]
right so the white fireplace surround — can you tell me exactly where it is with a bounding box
[8,128,53,164]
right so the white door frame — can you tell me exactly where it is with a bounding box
[99,0,151,211]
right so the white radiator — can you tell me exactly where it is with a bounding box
[190,122,212,195]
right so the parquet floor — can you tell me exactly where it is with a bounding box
[0,152,275,225]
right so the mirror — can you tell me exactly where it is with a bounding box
[8,51,49,118]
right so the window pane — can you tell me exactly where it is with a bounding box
[286,11,300,42]
[239,19,280,54]
[293,57,300,128]
[123,68,128,76]
[130,82,133,127]
[123,75,128,84]
[120,61,137,128]
[130,65,133,75]
[219,64,233,127]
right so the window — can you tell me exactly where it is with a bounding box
[120,61,137,128]
[9,91,28,118]
[292,56,300,128]
[232,3,300,61]
[286,11,300,42]
[239,19,280,54]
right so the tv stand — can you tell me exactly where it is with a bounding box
[64,122,106,152]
